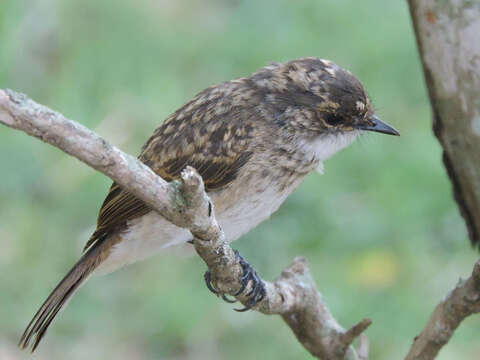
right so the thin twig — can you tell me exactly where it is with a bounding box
[405,260,480,360]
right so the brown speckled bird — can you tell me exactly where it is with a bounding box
[19,57,399,351]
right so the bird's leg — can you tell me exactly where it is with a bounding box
[203,250,266,311]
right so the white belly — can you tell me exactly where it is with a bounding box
[96,183,294,274]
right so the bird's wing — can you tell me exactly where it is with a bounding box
[84,84,257,251]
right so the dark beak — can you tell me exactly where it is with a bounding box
[358,115,400,136]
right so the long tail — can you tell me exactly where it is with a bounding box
[19,238,112,352]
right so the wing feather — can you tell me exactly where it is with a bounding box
[85,82,258,251]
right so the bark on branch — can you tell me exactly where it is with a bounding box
[406,1,480,358]
[0,89,369,359]
[408,0,480,248]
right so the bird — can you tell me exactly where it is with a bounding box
[19,57,399,351]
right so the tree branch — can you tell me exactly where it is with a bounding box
[407,0,480,248]
[405,259,480,360]
[0,88,369,359]
[406,2,480,356]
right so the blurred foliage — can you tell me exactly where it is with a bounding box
[0,0,479,359]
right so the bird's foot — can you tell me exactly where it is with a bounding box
[203,250,266,311]
[233,250,266,311]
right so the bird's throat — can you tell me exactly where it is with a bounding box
[299,131,358,165]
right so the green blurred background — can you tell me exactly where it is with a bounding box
[0,0,478,359]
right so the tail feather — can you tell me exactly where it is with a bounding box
[19,239,111,352]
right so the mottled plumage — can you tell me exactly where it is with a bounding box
[20,57,398,351]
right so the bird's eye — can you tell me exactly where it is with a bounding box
[324,113,343,126]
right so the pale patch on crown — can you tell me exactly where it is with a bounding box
[325,67,336,76]
[320,59,334,66]
[298,131,358,174]
[356,101,366,111]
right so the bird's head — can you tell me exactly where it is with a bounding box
[250,57,399,163]
[252,57,399,136]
